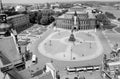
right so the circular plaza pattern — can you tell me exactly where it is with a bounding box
[38,29,103,61]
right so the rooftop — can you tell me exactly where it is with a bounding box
[33,71,53,79]
[58,10,95,19]
[71,6,85,9]
[7,14,25,20]
[66,11,87,15]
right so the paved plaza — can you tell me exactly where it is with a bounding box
[22,27,116,79]
[38,29,103,61]
[27,28,112,69]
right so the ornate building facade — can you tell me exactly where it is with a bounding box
[55,6,97,30]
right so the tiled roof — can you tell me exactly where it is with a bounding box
[38,72,53,79]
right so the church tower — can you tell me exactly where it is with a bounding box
[73,11,78,30]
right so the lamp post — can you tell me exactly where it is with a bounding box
[71,47,72,60]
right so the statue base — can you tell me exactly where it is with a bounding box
[68,33,76,42]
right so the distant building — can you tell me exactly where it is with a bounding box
[29,4,44,10]
[73,3,82,6]
[114,4,120,10]
[53,8,66,13]
[44,3,51,9]
[69,6,86,12]
[51,3,60,9]
[7,14,30,33]
[55,6,97,30]
[41,9,54,16]
[15,5,26,12]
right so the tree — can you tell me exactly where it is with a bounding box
[54,12,62,16]
[40,16,49,25]
[102,19,111,25]
[96,14,110,25]
[4,10,19,16]
[40,15,55,25]
[118,18,120,21]
[41,9,54,16]
[48,16,55,23]
[36,11,42,24]
[59,3,73,8]
[105,12,116,19]
[29,12,38,23]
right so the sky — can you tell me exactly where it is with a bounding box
[2,0,120,4]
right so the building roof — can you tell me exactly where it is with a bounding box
[114,4,120,7]
[58,14,65,18]
[15,5,25,12]
[57,6,95,19]
[7,14,25,20]
[66,11,87,15]
[71,6,84,9]
[58,11,95,19]
[108,61,120,66]
[37,72,53,79]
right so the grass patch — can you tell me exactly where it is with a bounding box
[100,6,120,19]
[103,23,117,29]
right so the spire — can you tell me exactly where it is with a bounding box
[74,11,77,16]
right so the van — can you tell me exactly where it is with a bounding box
[32,55,37,64]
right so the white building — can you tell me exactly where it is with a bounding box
[15,5,26,12]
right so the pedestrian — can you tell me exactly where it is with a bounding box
[43,65,46,73]
[82,54,84,56]
[89,42,91,48]
[64,54,66,57]
[49,40,52,46]
[51,59,53,63]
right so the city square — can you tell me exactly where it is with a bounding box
[25,28,112,79]
[38,29,103,61]
[1,1,120,79]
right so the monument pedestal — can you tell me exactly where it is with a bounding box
[68,33,76,42]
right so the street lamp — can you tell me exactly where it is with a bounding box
[71,47,72,60]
